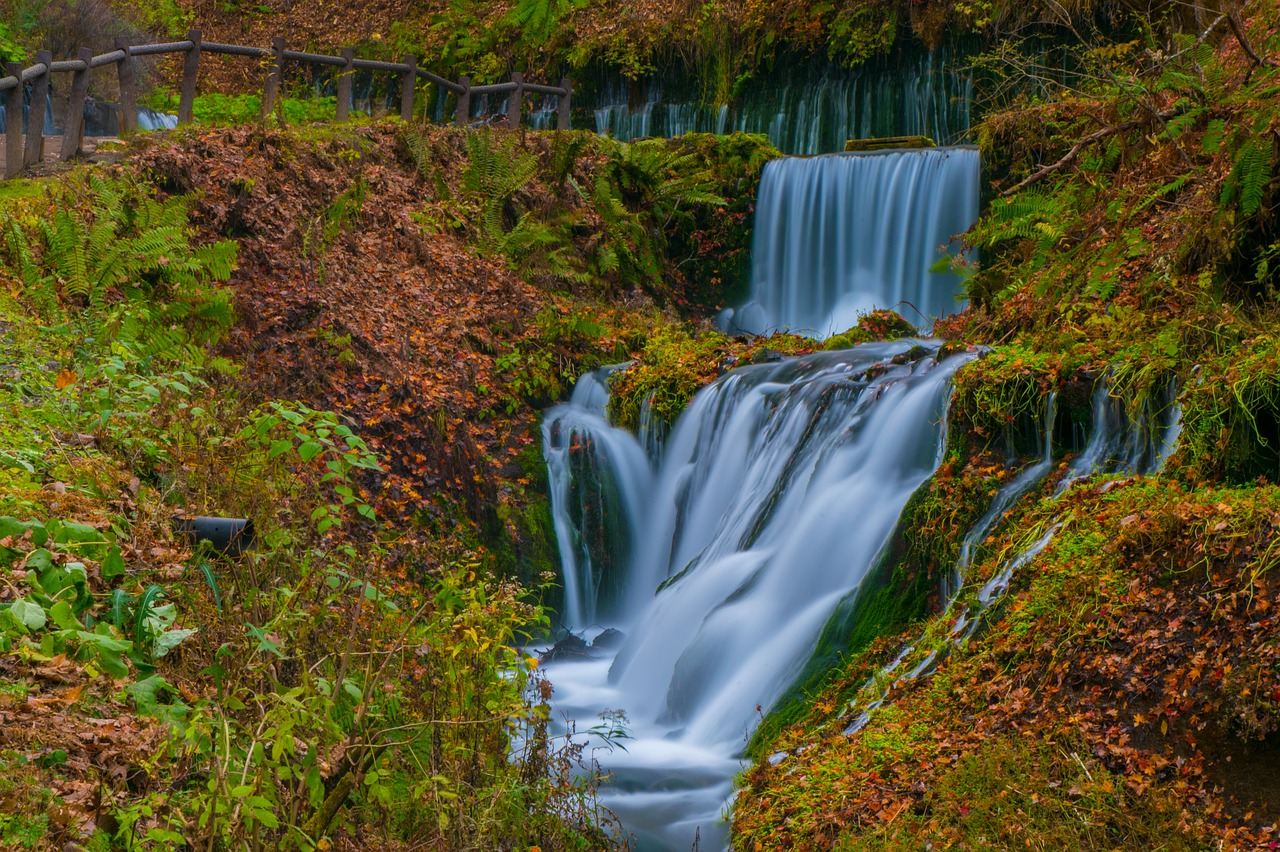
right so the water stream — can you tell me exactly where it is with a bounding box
[542,342,974,848]
[730,147,981,337]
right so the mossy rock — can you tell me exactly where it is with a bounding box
[823,310,920,350]
[844,135,936,152]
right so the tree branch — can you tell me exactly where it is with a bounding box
[1228,12,1279,80]
[999,108,1182,198]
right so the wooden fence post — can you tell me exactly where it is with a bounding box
[506,71,523,130]
[115,37,136,134]
[557,77,572,131]
[61,47,94,161]
[4,63,23,178]
[455,75,470,128]
[24,50,50,167]
[336,47,354,122]
[261,36,285,120]
[399,55,416,121]
[178,29,201,124]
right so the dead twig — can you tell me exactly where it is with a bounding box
[1000,108,1182,197]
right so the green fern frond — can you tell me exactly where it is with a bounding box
[1236,137,1272,216]
[1202,119,1226,156]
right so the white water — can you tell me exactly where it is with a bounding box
[541,342,975,848]
[543,365,654,626]
[846,374,1184,734]
[730,148,980,338]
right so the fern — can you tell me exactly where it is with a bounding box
[1202,119,1227,156]
[1162,106,1205,142]
[3,176,238,354]
[1237,137,1272,216]
[462,130,540,252]
[502,0,583,45]
[1133,172,1193,214]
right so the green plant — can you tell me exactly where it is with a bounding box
[461,130,541,252]
[502,0,586,45]
[239,401,382,534]
[0,175,236,358]
[0,21,25,64]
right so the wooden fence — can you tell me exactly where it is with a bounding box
[0,29,573,179]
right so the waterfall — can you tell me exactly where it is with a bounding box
[846,374,1185,735]
[0,92,176,136]
[1056,375,1182,494]
[541,342,975,849]
[543,366,654,626]
[731,147,980,337]
[589,42,977,154]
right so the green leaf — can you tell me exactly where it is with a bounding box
[8,598,46,631]
[108,589,131,630]
[49,600,80,630]
[134,585,166,646]
[101,546,125,581]
[297,440,324,462]
[126,674,177,713]
[23,548,53,573]
[247,624,284,659]
[153,627,197,658]
[197,563,222,611]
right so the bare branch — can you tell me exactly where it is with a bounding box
[999,108,1182,197]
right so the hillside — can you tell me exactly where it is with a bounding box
[0,0,1278,849]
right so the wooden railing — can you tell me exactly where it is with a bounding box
[0,29,573,178]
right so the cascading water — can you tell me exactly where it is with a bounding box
[729,147,980,337]
[543,366,654,626]
[840,374,1185,737]
[589,42,977,154]
[541,342,975,849]
[1056,376,1183,494]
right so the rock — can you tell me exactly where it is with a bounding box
[752,348,785,364]
[539,632,595,664]
[591,627,625,650]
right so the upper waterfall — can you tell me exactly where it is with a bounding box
[731,147,980,337]
[584,42,977,155]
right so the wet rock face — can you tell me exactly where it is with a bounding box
[591,627,625,649]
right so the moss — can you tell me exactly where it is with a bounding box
[474,442,565,615]
[1178,336,1280,485]
[749,441,995,758]
[659,132,781,311]
[951,346,1074,456]
[848,733,1213,851]
[607,325,732,432]
[823,309,921,350]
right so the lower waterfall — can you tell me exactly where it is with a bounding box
[541,341,976,849]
